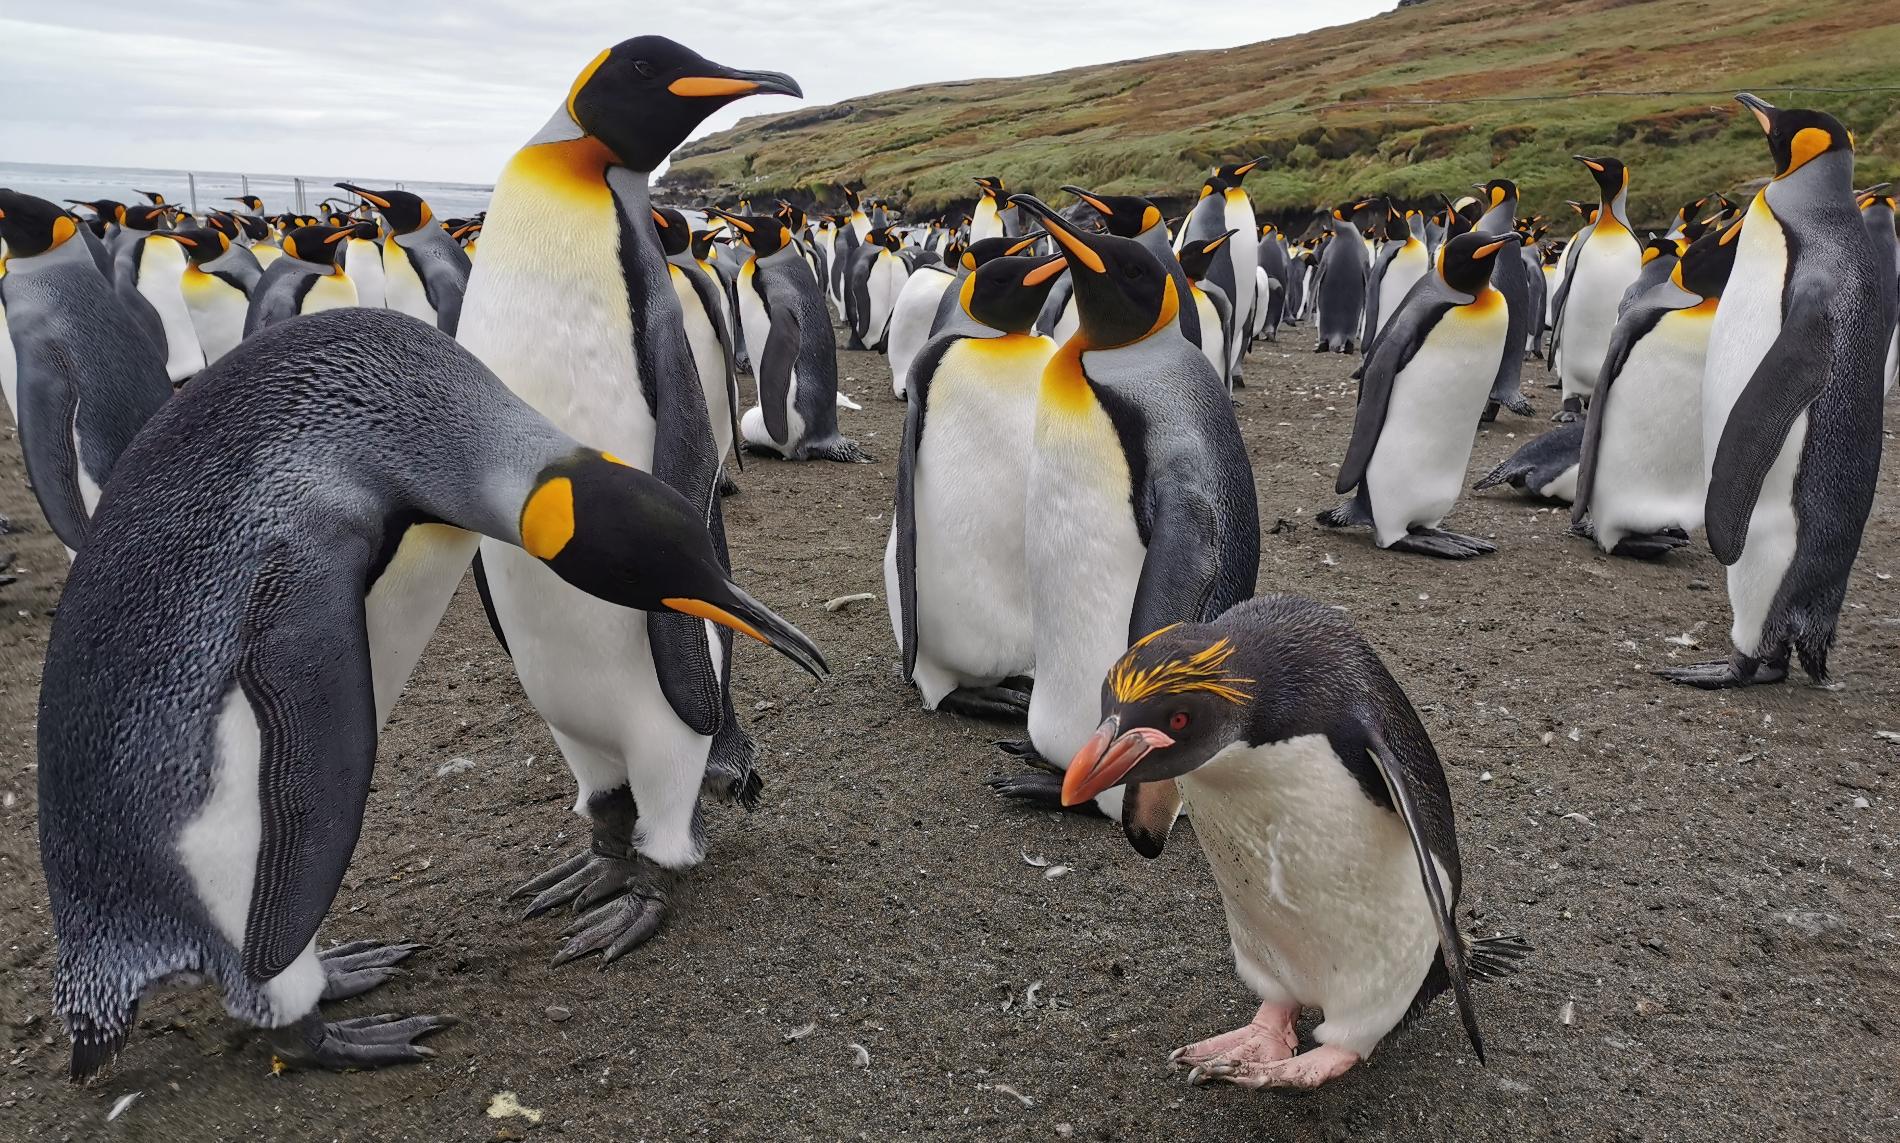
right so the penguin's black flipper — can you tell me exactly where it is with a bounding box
[1705,285,1830,566]
[894,335,954,680]
[470,552,511,657]
[14,348,91,551]
[1544,246,1582,370]
[1349,720,1484,1064]
[758,301,801,448]
[1129,485,1222,639]
[235,543,379,982]
[1573,300,1671,523]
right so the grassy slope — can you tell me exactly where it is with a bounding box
[663,0,1900,227]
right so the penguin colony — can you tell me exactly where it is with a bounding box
[0,28,1892,1097]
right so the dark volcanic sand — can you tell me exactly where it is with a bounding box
[1,329,1896,1143]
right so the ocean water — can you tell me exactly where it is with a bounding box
[0,161,493,220]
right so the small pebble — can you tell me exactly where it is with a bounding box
[545,1006,571,1023]
[1643,937,1664,953]
[1559,1000,1576,1026]
[1852,796,1870,809]
[1056,1125,1075,1139]
[435,757,475,778]
[1635,999,1665,1017]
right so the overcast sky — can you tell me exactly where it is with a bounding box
[1,2,1391,185]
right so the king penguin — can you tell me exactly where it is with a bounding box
[1057,596,1525,1090]
[118,219,207,384]
[1061,185,1201,350]
[243,224,359,335]
[1470,180,1537,419]
[653,206,741,473]
[337,184,470,333]
[714,209,865,462]
[885,236,964,399]
[1173,162,1262,385]
[1314,205,1370,353]
[1177,231,1238,383]
[1856,184,1898,392]
[170,226,257,368]
[0,190,172,557]
[1662,96,1893,688]
[1319,231,1516,558]
[38,307,823,1080]
[1361,204,1427,349]
[988,195,1258,820]
[847,225,908,352]
[1549,156,1641,420]
[970,176,1009,242]
[886,251,1065,716]
[457,37,803,963]
[339,218,389,311]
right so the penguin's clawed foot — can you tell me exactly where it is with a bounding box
[1387,528,1497,559]
[1609,531,1690,560]
[319,939,423,1002]
[938,685,1032,721]
[717,471,741,498]
[1550,396,1585,423]
[1188,1043,1361,1091]
[1656,653,1788,690]
[1171,1003,1298,1073]
[1490,390,1534,418]
[986,770,1108,814]
[994,738,1060,772]
[514,850,652,919]
[552,883,674,968]
[804,438,870,464]
[269,1011,457,1072]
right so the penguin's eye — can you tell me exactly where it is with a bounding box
[632,60,656,79]
[1168,712,1190,733]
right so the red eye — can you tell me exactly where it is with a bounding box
[1169,712,1190,732]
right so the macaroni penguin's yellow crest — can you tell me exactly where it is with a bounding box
[1109,634,1255,706]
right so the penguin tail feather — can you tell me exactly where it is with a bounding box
[67,1002,138,1082]
[1472,458,1521,491]
[1467,934,1532,982]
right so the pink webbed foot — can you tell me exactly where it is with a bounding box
[1189,1043,1362,1091]
[1169,1002,1298,1071]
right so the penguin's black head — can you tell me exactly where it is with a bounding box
[1543,240,1566,265]
[689,229,717,259]
[1437,230,1514,297]
[1176,229,1238,280]
[1215,158,1263,183]
[649,206,691,256]
[0,190,82,257]
[343,220,380,242]
[775,200,806,231]
[1572,155,1628,201]
[960,233,1044,270]
[1012,194,1174,348]
[1860,184,1897,214]
[1640,236,1680,265]
[239,214,271,242]
[1673,226,1739,301]
[1736,94,1855,182]
[1675,196,1708,225]
[972,176,1005,202]
[1060,186,1164,240]
[336,184,433,234]
[1382,208,1410,242]
[564,36,800,173]
[864,226,902,251]
[121,204,167,232]
[941,237,967,267]
[162,226,229,267]
[225,195,263,212]
[1474,179,1517,214]
[1061,622,1259,854]
[959,251,1066,333]
[518,450,827,680]
[1198,174,1234,202]
[706,208,792,257]
[281,224,349,266]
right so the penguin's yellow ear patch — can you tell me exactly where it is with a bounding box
[521,478,577,560]
[1784,127,1833,176]
[51,215,76,248]
[566,48,611,122]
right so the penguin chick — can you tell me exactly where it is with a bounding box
[1060,596,1527,1091]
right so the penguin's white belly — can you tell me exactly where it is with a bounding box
[1223,195,1258,343]
[734,272,804,452]
[1883,324,1897,393]
[1380,245,1430,332]
[1727,411,1806,657]
[346,238,387,310]
[1179,735,1443,1057]
[865,255,906,344]
[1592,311,1711,548]
[136,239,205,382]
[1540,464,1579,502]
[175,689,325,1025]
[1193,291,1224,376]
[1558,230,1640,398]
[299,272,358,316]
[181,270,248,365]
[1026,392,1144,819]
[1702,200,1787,480]
[971,200,1002,243]
[0,295,17,423]
[1052,296,1079,347]
[1365,299,1506,546]
[1543,266,1562,326]
[363,524,482,728]
[903,340,1045,700]
[670,268,731,464]
[71,397,103,518]
[382,241,435,324]
[1251,268,1273,336]
[886,269,953,397]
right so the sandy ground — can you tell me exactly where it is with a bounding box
[1,324,1896,1143]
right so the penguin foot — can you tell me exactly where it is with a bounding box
[1490,390,1534,417]
[1551,395,1585,423]
[717,471,741,498]
[1655,654,1788,690]
[938,686,1032,721]
[803,437,869,463]
[1609,532,1691,561]
[1387,528,1497,559]
[1188,1044,1360,1091]
[1170,1003,1298,1071]
[514,851,655,918]
[319,939,423,1002]
[1313,342,1329,354]
[1479,401,1500,424]
[994,738,1060,773]
[985,770,1107,815]
[269,1011,457,1072]
[552,884,674,968]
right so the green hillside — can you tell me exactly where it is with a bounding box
[663,0,1900,227]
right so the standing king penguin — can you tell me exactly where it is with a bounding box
[1857,184,1898,392]
[171,226,257,368]
[338,184,471,334]
[0,190,172,558]
[886,251,1065,717]
[1550,156,1641,421]
[458,38,807,962]
[39,309,823,1079]
[653,206,741,473]
[1663,96,1893,688]
[244,224,359,335]
[1059,597,1524,1089]
[1319,231,1516,558]
[1314,206,1370,353]
[990,195,1258,820]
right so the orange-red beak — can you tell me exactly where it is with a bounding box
[1060,716,1175,806]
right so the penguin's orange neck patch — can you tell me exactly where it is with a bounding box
[1041,336,1096,416]
[504,136,618,206]
[1461,286,1504,316]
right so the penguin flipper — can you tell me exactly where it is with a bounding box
[1573,301,1669,523]
[15,341,93,551]
[1349,718,1484,1064]
[236,543,378,982]
[894,336,952,680]
[758,300,801,447]
[1128,483,1223,640]
[1705,285,1830,566]
[1337,299,1454,494]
